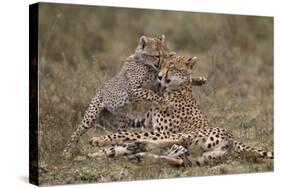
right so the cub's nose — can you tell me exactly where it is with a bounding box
[158,75,163,80]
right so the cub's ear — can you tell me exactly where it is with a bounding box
[186,56,197,69]
[160,35,166,44]
[168,51,176,58]
[139,36,148,50]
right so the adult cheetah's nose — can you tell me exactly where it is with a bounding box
[158,75,163,80]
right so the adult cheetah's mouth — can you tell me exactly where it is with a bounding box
[157,79,168,90]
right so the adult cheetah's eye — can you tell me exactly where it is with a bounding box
[166,79,171,83]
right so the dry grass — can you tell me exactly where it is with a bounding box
[37,3,273,185]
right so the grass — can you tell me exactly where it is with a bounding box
[37,3,273,186]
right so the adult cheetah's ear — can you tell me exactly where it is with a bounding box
[139,36,148,50]
[186,56,197,69]
[168,51,176,58]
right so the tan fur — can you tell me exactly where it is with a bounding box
[87,56,273,166]
[62,36,170,159]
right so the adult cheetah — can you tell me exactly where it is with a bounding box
[62,35,206,159]
[86,56,273,166]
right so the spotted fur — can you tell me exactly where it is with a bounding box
[87,56,273,166]
[62,35,208,159]
[62,35,171,159]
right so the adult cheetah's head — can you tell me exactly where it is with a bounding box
[132,35,176,71]
[157,56,197,88]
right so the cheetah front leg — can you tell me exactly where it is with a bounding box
[87,142,147,159]
[84,144,184,166]
[129,152,185,166]
[127,68,166,106]
[89,130,183,149]
[86,140,182,161]
[62,94,104,159]
[86,136,188,164]
[129,87,164,106]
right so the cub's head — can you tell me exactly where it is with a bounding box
[157,56,197,88]
[133,35,176,70]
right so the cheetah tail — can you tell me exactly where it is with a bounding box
[233,140,273,159]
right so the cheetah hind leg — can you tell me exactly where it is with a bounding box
[128,144,187,166]
[163,142,230,167]
[185,144,230,166]
[128,152,185,166]
[87,139,182,159]
[87,142,148,159]
[85,141,185,166]
[165,144,188,157]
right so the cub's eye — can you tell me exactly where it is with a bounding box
[154,64,159,68]
[166,79,171,83]
[156,55,160,58]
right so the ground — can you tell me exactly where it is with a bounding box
[37,3,273,186]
